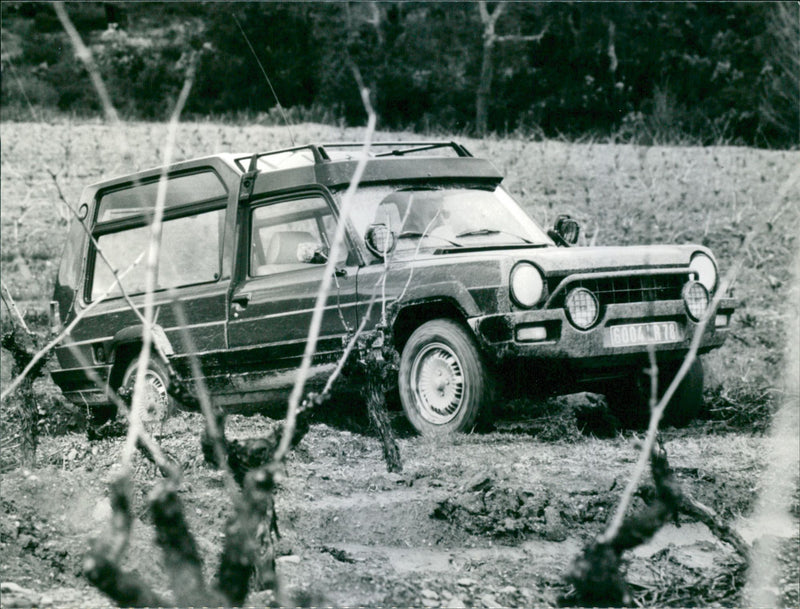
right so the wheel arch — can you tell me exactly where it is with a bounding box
[392,299,472,353]
[108,324,174,390]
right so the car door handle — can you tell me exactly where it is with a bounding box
[334,267,348,278]
[231,293,251,316]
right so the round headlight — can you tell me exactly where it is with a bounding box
[510,263,545,308]
[565,287,599,329]
[690,252,717,292]
[683,281,709,321]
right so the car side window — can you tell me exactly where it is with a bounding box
[91,209,224,300]
[250,196,346,277]
[89,169,227,301]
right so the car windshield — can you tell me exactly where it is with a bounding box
[345,185,552,250]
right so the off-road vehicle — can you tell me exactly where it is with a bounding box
[50,142,735,434]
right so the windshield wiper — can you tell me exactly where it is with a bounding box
[455,228,535,244]
[398,231,462,247]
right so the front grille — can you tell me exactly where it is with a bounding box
[549,273,686,308]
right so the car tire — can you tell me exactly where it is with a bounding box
[398,319,491,435]
[605,358,705,428]
[660,358,705,427]
[120,355,174,424]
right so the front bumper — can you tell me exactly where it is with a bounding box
[469,297,736,367]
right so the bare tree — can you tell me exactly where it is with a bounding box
[476,2,548,136]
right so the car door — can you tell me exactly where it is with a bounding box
[224,190,360,395]
[55,164,237,398]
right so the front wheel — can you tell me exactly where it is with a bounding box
[398,319,492,435]
[605,358,705,428]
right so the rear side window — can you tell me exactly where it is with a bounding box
[88,169,228,301]
[96,171,226,222]
[91,209,224,300]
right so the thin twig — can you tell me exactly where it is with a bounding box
[53,3,121,126]
[273,79,376,464]
[47,171,155,337]
[62,341,179,480]
[171,300,240,498]
[320,282,382,398]
[120,56,197,471]
[1,253,145,403]
[0,281,31,336]
[232,13,295,146]
[600,163,800,543]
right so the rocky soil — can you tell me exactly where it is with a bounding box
[1,402,798,608]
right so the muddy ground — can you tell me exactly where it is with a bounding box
[1,122,798,607]
[1,401,798,608]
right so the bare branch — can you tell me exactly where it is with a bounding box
[600,162,800,545]
[599,262,741,543]
[273,77,376,464]
[47,171,157,340]
[150,481,219,607]
[83,475,166,607]
[1,253,145,402]
[496,24,549,44]
[1,280,31,335]
[120,55,197,471]
[171,300,240,497]
[53,3,120,125]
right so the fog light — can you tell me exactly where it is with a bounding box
[565,287,599,329]
[683,281,709,321]
[516,325,548,342]
[715,314,730,328]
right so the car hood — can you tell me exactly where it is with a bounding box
[512,244,705,276]
[405,243,709,276]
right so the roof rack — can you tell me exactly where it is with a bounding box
[318,141,474,158]
[235,141,474,171]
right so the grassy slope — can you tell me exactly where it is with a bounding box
[1,120,797,410]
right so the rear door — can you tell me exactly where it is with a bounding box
[224,189,360,393]
[53,161,238,398]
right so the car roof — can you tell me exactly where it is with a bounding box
[86,142,503,191]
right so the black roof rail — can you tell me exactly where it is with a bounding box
[236,141,475,172]
[318,141,473,158]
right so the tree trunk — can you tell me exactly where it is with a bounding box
[476,37,495,137]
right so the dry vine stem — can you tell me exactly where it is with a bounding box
[273,80,377,464]
[119,55,197,472]
[570,162,800,606]
[602,163,800,542]
[0,252,145,402]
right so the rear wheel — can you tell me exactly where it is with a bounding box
[605,358,705,428]
[398,319,492,435]
[120,356,174,425]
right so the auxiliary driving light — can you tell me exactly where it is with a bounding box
[683,281,709,321]
[565,287,599,329]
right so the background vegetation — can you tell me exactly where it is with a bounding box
[1,1,798,148]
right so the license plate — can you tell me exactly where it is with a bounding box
[606,322,682,347]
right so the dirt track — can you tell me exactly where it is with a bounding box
[1,405,797,608]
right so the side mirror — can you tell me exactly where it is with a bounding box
[549,214,580,246]
[365,223,397,258]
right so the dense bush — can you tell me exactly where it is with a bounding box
[1,1,797,148]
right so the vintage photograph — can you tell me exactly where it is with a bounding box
[1,2,798,607]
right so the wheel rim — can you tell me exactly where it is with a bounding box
[410,342,465,425]
[128,369,169,423]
